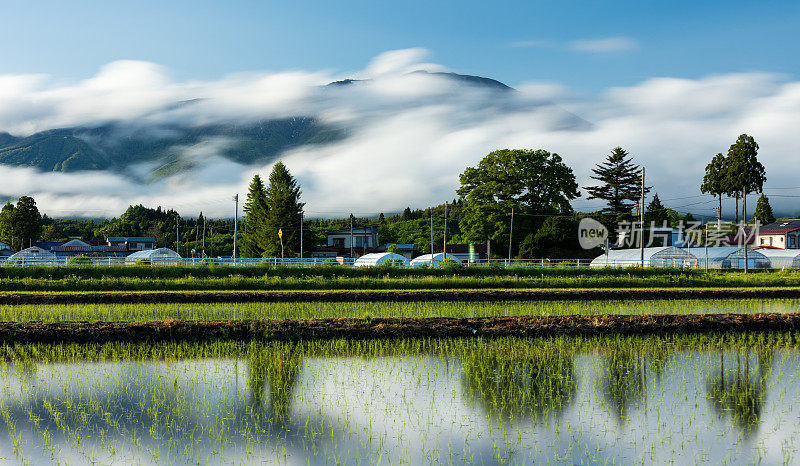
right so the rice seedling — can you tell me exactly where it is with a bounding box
[0,335,797,463]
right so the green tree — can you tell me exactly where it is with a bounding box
[584,147,650,221]
[262,162,305,257]
[753,194,775,225]
[518,216,584,259]
[457,149,580,257]
[645,193,669,226]
[725,134,766,224]
[11,196,42,249]
[40,224,64,242]
[0,201,13,246]
[243,174,269,257]
[701,153,728,227]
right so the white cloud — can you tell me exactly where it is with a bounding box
[0,50,798,219]
[568,37,640,53]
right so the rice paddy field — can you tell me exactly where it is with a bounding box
[0,298,797,323]
[0,335,798,465]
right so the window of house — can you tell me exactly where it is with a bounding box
[355,236,363,247]
[333,238,344,248]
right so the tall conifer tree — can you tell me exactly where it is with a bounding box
[243,174,269,257]
[584,147,650,221]
[263,162,305,257]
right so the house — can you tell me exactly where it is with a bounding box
[50,239,129,257]
[0,241,14,259]
[106,236,156,251]
[312,225,380,258]
[432,243,489,263]
[755,219,800,249]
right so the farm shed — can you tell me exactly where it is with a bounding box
[125,248,182,265]
[409,253,462,267]
[590,247,670,268]
[353,252,409,267]
[688,247,770,269]
[7,246,57,264]
[752,249,800,268]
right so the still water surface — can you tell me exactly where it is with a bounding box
[0,343,796,464]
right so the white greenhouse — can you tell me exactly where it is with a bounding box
[750,249,800,269]
[353,252,409,268]
[6,246,57,264]
[409,253,462,267]
[688,247,770,269]
[590,247,671,268]
[125,248,182,266]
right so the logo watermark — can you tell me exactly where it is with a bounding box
[578,218,608,250]
[578,218,761,250]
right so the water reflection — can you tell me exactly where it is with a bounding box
[0,341,799,464]
[462,346,576,422]
[706,348,774,437]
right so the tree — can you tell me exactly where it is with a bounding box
[644,193,669,226]
[40,224,64,242]
[11,196,42,249]
[0,201,13,246]
[400,207,412,221]
[584,147,650,221]
[753,194,775,225]
[725,134,766,224]
[262,162,305,257]
[701,153,728,227]
[243,174,269,257]
[457,149,580,257]
[518,216,588,259]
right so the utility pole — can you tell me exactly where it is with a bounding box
[233,194,239,262]
[194,223,198,258]
[430,211,434,257]
[743,190,749,273]
[202,216,206,257]
[350,214,354,259]
[243,218,247,259]
[704,223,709,272]
[300,211,304,263]
[640,167,645,268]
[176,214,180,256]
[443,202,448,258]
[508,206,514,263]
[210,226,213,258]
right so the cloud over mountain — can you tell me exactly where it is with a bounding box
[0,49,798,218]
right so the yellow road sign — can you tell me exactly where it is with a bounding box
[278,228,283,239]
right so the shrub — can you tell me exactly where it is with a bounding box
[67,255,93,266]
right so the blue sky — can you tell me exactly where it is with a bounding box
[4,0,799,90]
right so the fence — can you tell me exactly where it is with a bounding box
[0,256,597,268]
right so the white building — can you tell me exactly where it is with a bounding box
[353,252,409,267]
[7,246,58,263]
[125,248,182,265]
[409,253,462,267]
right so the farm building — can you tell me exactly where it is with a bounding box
[687,247,770,269]
[7,246,58,263]
[755,219,800,249]
[409,253,462,267]
[353,252,409,267]
[125,248,182,265]
[751,249,800,269]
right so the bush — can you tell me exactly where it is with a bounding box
[67,255,93,265]
[134,259,152,266]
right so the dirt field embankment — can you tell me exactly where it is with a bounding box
[2,313,800,343]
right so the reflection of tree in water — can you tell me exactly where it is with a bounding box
[602,349,649,423]
[248,344,302,426]
[706,348,773,438]
[462,346,576,422]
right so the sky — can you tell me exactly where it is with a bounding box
[1,1,799,219]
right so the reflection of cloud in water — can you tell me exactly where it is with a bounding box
[0,349,799,463]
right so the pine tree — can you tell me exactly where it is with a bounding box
[584,147,650,221]
[725,134,766,224]
[11,196,42,249]
[262,162,305,257]
[0,201,13,247]
[645,193,669,226]
[243,174,269,256]
[753,194,775,225]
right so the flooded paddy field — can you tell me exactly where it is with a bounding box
[2,298,800,323]
[0,335,799,464]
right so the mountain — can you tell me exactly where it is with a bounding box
[0,72,529,178]
[0,117,344,178]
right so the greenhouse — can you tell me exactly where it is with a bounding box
[6,246,57,264]
[125,248,182,266]
[589,247,671,268]
[649,246,699,268]
[752,249,800,269]
[688,247,770,269]
[353,252,409,267]
[409,253,461,267]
